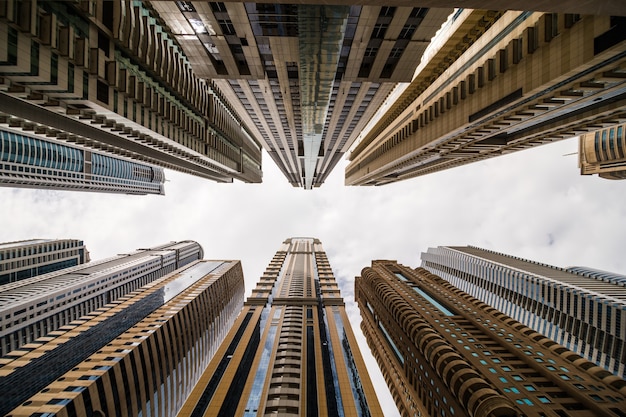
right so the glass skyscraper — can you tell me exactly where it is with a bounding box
[1,127,166,194]
[179,237,383,416]
[421,246,626,379]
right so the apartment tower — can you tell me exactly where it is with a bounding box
[0,238,89,285]
[0,240,203,356]
[356,260,626,417]
[0,1,263,185]
[152,2,452,188]
[421,246,626,379]
[0,258,245,417]
[346,10,626,185]
[0,126,166,194]
[178,237,383,416]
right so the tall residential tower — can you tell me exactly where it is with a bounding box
[346,10,626,185]
[356,260,626,417]
[421,245,626,379]
[0,258,245,417]
[179,237,383,416]
[0,240,203,356]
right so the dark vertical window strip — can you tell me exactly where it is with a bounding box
[82,385,95,416]
[109,368,123,417]
[317,303,340,416]
[306,325,318,417]
[137,344,152,414]
[119,358,135,416]
[189,311,254,417]
[145,337,161,416]
[129,350,144,415]
[65,397,78,417]
[216,317,261,417]
[95,376,109,415]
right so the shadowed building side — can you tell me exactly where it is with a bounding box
[356,260,626,417]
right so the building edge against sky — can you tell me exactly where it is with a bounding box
[420,245,626,380]
[178,237,383,416]
[0,258,245,417]
[355,260,626,417]
[345,10,626,186]
[0,126,166,195]
[0,240,203,356]
[0,238,89,285]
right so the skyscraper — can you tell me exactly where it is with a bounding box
[152,3,452,188]
[0,238,89,285]
[179,237,383,416]
[0,126,166,194]
[0,258,245,417]
[356,260,626,417]
[345,10,626,185]
[0,0,263,185]
[420,245,626,379]
[579,123,626,179]
[0,240,203,356]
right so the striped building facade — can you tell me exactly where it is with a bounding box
[178,237,383,416]
[0,0,263,185]
[421,246,626,379]
[0,126,166,194]
[345,10,626,185]
[0,259,245,417]
[0,240,202,356]
[356,260,626,417]
[0,238,88,285]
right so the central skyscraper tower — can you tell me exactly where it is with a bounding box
[179,237,383,416]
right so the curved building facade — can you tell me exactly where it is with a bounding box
[0,259,245,417]
[421,246,626,379]
[0,126,166,194]
[356,260,626,417]
[0,240,203,356]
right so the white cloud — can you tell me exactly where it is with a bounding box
[1,137,625,416]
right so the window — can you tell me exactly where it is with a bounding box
[537,396,551,404]
[524,385,537,392]
[512,375,524,381]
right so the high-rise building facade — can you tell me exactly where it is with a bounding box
[0,0,263,185]
[420,246,626,379]
[0,258,245,417]
[0,238,89,285]
[356,260,626,417]
[0,126,166,194]
[0,240,203,356]
[345,10,626,185]
[178,237,383,416]
[152,3,452,188]
[579,123,626,179]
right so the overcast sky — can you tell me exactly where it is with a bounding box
[1,137,625,415]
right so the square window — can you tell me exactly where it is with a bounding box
[512,375,524,381]
[524,385,537,392]
[538,396,551,404]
